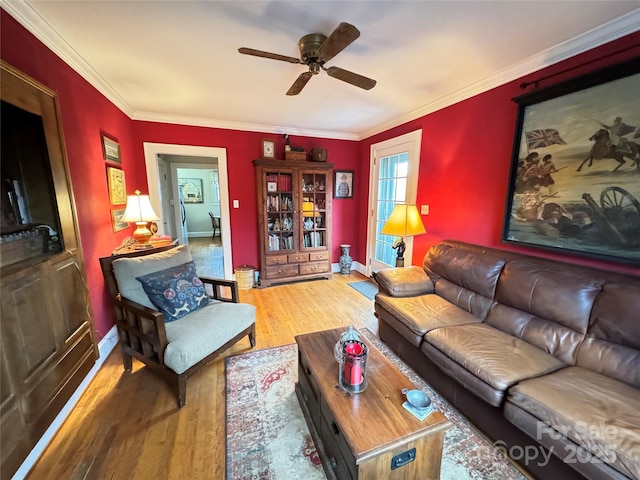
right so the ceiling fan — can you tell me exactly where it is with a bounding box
[238,22,376,96]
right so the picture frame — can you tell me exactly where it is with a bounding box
[262,139,275,159]
[267,181,277,192]
[178,178,204,203]
[502,59,640,264]
[107,166,127,205]
[111,208,128,232]
[102,133,121,164]
[334,170,354,199]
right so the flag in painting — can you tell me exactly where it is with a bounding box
[525,129,566,150]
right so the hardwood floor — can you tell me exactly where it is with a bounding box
[26,272,378,480]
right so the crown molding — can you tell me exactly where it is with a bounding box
[4,1,638,142]
[1,0,136,117]
[2,0,357,139]
[132,111,360,140]
[359,8,640,140]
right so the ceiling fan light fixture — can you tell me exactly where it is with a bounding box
[239,21,376,95]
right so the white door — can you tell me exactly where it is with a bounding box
[157,158,175,238]
[367,130,422,275]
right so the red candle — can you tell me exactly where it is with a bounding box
[341,340,367,391]
[350,363,362,385]
[345,342,363,355]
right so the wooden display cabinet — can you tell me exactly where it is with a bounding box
[254,159,334,288]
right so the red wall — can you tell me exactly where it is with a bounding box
[131,122,360,268]
[1,10,360,338]
[360,31,640,277]
[2,9,639,341]
[2,12,143,341]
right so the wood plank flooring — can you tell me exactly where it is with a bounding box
[25,272,378,480]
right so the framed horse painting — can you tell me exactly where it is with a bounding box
[502,59,640,264]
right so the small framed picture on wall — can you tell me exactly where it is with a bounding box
[102,133,121,164]
[107,166,127,205]
[334,170,354,198]
[262,139,275,159]
[111,208,128,232]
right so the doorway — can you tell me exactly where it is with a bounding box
[143,143,233,279]
[171,165,220,244]
[366,130,422,275]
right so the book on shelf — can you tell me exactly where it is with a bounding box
[303,231,324,248]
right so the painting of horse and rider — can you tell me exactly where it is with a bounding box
[503,61,640,263]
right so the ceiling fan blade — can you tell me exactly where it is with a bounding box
[238,47,301,64]
[318,22,360,63]
[326,66,376,90]
[287,71,314,96]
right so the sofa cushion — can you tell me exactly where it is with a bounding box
[578,283,640,389]
[425,324,565,392]
[112,245,192,309]
[422,244,505,320]
[507,366,640,480]
[164,300,256,374]
[494,261,601,334]
[375,293,482,346]
[421,342,507,406]
[487,261,603,365]
[424,243,506,299]
[136,261,210,321]
[374,266,434,297]
[486,303,589,366]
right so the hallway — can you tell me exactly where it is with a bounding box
[188,237,224,279]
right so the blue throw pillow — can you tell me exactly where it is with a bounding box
[136,261,210,322]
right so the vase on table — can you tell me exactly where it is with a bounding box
[339,244,353,275]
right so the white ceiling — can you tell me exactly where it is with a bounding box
[4,1,640,140]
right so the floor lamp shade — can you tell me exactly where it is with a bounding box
[121,190,160,249]
[381,205,425,237]
[381,205,425,267]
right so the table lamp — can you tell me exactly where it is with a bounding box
[380,204,426,267]
[121,190,160,249]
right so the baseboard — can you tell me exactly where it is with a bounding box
[11,326,119,480]
[186,232,214,238]
[331,261,366,275]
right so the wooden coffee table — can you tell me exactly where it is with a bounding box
[295,328,451,480]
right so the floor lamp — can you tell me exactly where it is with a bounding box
[381,204,426,267]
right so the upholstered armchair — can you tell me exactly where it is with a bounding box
[100,244,256,407]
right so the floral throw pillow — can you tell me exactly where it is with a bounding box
[136,261,210,322]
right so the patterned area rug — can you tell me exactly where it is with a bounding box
[347,280,378,300]
[225,328,529,480]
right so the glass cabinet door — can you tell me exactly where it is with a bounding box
[300,171,328,249]
[265,170,294,252]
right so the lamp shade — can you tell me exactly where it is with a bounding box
[381,204,425,237]
[121,191,160,223]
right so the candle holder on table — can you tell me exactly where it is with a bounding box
[339,339,368,394]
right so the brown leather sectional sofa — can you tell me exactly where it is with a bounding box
[374,239,640,480]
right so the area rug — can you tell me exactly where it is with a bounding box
[347,280,378,300]
[225,328,529,480]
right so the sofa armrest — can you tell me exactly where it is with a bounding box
[373,266,435,297]
[200,276,240,303]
